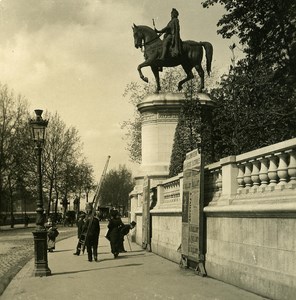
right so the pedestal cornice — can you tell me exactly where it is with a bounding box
[137,92,186,113]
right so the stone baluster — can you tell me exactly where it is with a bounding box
[267,155,279,187]
[237,164,245,191]
[243,161,253,189]
[216,168,222,192]
[258,157,269,187]
[250,159,260,190]
[276,152,288,186]
[213,169,220,192]
[287,149,296,187]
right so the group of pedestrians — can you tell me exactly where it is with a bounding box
[73,207,136,262]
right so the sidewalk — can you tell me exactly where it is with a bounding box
[1,224,267,300]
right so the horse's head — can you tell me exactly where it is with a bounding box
[132,24,158,49]
[132,24,143,49]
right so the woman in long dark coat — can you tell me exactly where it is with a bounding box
[107,210,124,258]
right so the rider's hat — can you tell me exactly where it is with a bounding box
[171,8,179,17]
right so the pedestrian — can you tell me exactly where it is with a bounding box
[84,210,100,262]
[118,221,136,252]
[106,210,124,258]
[73,212,86,256]
[24,214,29,228]
[46,220,59,252]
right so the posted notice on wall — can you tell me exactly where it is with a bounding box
[182,149,201,262]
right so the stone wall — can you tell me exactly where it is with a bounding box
[204,137,296,300]
[130,137,296,300]
[206,217,295,300]
[150,213,182,263]
[131,174,183,263]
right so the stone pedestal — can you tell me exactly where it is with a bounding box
[135,92,186,184]
[134,92,215,185]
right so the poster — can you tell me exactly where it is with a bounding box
[181,149,202,267]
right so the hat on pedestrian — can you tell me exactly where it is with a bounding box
[110,209,119,218]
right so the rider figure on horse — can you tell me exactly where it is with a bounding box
[154,8,182,60]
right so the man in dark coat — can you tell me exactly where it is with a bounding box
[84,211,100,262]
[73,212,86,256]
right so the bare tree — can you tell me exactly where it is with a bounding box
[42,112,81,219]
[0,84,32,226]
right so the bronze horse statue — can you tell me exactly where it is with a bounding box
[132,24,213,93]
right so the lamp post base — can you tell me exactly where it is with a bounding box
[32,229,51,277]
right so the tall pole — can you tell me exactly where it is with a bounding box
[36,146,44,228]
[29,109,51,277]
[32,143,51,276]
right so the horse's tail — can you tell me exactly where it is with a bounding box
[200,42,213,76]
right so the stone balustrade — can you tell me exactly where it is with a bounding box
[204,138,296,205]
[133,138,296,213]
[160,175,182,205]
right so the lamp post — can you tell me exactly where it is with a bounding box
[29,109,51,277]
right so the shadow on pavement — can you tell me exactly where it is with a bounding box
[52,263,143,276]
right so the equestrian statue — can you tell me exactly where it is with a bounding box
[132,8,213,93]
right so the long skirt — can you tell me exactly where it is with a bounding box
[109,229,120,256]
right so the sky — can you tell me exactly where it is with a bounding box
[0,0,238,181]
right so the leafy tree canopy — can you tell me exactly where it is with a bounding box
[202,0,296,82]
[99,165,134,209]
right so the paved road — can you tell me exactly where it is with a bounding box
[1,223,268,300]
[0,223,77,296]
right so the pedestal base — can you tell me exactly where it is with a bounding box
[32,229,51,277]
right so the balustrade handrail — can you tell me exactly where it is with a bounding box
[203,138,296,200]
[236,138,296,163]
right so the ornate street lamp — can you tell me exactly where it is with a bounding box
[29,109,51,277]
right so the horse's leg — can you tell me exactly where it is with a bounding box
[195,64,205,92]
[137,61,149,83]
[137,57,157,83]
[178,64,194,91]
[151,66,161,93]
